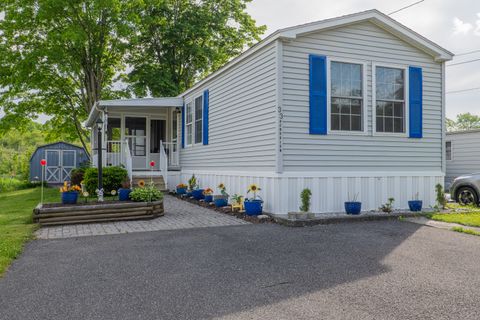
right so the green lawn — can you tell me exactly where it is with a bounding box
[0,187,58,276]
[427,204,480,228]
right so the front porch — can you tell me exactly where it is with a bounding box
[86,98,183,189]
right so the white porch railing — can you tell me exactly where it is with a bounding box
[163,142,180,167]
[159,141,168,187]
[107,140,122,167]
[124,139,133,186]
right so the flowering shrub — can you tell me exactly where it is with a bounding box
[59,181,81,193]
[203,188,213,195]
[130,183,163,202]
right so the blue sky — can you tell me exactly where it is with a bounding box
[1,0,478,122]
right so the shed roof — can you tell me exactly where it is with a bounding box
[29,141,88,161]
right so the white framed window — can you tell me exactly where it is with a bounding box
[185,101,193,146]
[373,64,408,135]
[446,141,452,161]
[194,96,203,144]
[184,94,203,147]
[327,58,367,134]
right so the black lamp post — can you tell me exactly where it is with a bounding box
[96,117,104,202]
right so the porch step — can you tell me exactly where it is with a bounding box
[132,175,166,191]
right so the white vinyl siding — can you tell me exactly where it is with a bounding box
[445,131,480,188]
[180,42,277,171]
[281,21,443,172]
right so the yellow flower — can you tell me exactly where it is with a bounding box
[138,180,145,187]
[248,184,261,193]
[218,183,225,189]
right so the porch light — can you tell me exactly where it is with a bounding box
[96,117,104,202]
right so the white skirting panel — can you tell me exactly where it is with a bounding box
[176,170,444,215]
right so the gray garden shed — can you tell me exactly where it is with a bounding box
[29,142,90,183]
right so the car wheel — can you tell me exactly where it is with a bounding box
[456,187,479,206]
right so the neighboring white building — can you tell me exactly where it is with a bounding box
[86,9,453,214]
[445,130,480,189]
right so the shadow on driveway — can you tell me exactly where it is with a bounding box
[0,220,479,319]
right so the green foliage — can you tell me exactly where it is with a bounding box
[130,184,163,202]
[188,174,198,190]
[0,178,45,193]
[435,183,447,210]
[379,197,395,213]
[446,113,480,132]
[0,0,134,148]
[0,121,51,180]
[70,168,86,186]
[127,0,266,97]
[300,188,312,212]
[83,166,128,194]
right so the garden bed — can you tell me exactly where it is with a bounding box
[33,200,164,226]
[170,192,274,224]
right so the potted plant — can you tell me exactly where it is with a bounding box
[345,193,361,215]
[203,188,214,202]
[408,193,422,212]
[118,178,132,201]
[213,183,229,207]
[176,183,188,195]
[187,174,197,197]
[244,184,263,216]
[298,188,313,219]
[379,197,395,213]
[59,181,81,204]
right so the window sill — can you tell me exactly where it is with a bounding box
[373,132,408,138]
[327,130,369,136]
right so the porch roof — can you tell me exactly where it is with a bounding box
[86,97,183,127]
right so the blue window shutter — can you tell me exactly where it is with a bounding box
[409,66,423,138]
[309,55,327,135]
[181,104,185,148]
[203,90,209,145]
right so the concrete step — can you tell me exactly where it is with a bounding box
[132,176,166,191]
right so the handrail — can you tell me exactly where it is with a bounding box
[159,140,168,188]
[124,139,133,186]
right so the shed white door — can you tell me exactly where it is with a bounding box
[45,150,76,183]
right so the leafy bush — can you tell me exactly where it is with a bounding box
[83,166,128,194]
[435,183,447,210]
[300,188,312,212]
[379,197,395,213]
[0,177,46,193]
[130,184,163,202]
[70,168,86,186]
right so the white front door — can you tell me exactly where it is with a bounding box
[125,116,147,169]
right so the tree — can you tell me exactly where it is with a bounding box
[447,113,480,132]
[0,0,135,153]
[127,0,266,97]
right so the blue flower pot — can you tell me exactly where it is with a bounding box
[408,200,423,212]
[61,192,78,205]
[192,189,205,200]
[176,187,187,195]
[118,188,132,201]
[345,202,362,215]
[214,198,228,207]
[186,191,193,197]
[245,199,263,216]
[204,195,213,203]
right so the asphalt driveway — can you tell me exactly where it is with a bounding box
[0,221,479,320]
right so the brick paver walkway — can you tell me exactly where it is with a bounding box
[35,195,249,239]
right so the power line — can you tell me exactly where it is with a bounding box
[456,49,480,57]
[447,58,480,67]
[388,0,425,15]
[446,87,480,94]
